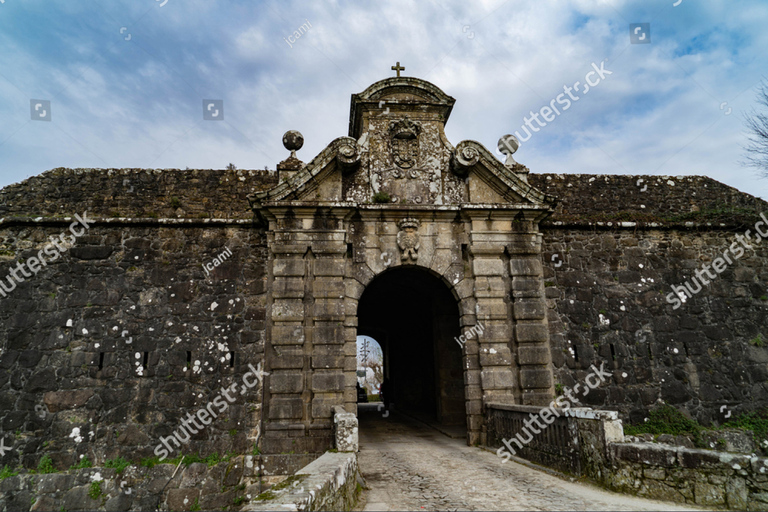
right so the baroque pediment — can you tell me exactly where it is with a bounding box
[249,77,555,216]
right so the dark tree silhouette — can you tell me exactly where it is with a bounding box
[744,79,768,176]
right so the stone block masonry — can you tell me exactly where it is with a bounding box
[0,212,93,298]
[530,173,768,424]
[0,216,271,473]
[0,456,273,512]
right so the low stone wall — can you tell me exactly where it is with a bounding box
[245,452,359,512]
[604,443,768,510]
[486,403,768,510]
[486,404,623,476]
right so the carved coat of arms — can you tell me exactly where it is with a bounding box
[397,219,420,262]
[389,117,421,169]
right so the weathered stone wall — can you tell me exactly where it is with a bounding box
[487,403,768,510]
[0,456,263,512]
[540,225,768,424]
[529,174,768,425]
[0,218,269,473]
[0,167,276,220]
[605,442,768,510]
[529,173,765,225]
[3,167,768,497]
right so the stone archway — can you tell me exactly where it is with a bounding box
[357,267,466,429]
[250,76,558,464]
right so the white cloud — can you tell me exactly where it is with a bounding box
[0,0,767,200]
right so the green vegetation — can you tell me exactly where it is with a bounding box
[555,383,564,396]
[0,465,19,480]
[721,410,768,445]
[104,456,130,474]
[233,495,247,506]
[36,455,56,474]
[170,196,181,208]
[621,406,768,449]
[88,481,102,500]
[544,281,555,287]
[229,429,237,437]
[190,497,201,511]
[252,445,261,456]
[139,456,162,469]
[623,405,705,447]
[140,452,230,469]
[254,490,277,502]
[750,334,765,347]
[183,452,225,466]
[665,204,761,225]
[372,191,391,203]
[70,456,93,470]
[140,454,183,468]
[268,474,307,493]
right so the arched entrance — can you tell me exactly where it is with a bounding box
[357,267,467,428]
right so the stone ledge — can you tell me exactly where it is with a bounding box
[244,452,359,511]
[0,216,257,226]
[486,403,618,420]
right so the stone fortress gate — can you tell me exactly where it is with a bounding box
[252,75,557,451]
[2,69,768,507]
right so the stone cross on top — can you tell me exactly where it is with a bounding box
[391,61,405,77]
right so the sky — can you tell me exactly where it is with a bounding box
[1,0,767,199]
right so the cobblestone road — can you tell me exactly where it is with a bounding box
[356,405,698,511]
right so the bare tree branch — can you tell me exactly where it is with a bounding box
[744,78,768,176]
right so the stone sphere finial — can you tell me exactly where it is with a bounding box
[497,134,520,167]
[282,130,304,157]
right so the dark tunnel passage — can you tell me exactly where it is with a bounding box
[357,267,466,426]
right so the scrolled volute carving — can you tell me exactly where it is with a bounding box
[336,137,361,173]
[451,141,480,177]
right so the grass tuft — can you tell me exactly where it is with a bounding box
[104,456,130,474]
[70,456,92,470]
[36,455,56,474]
